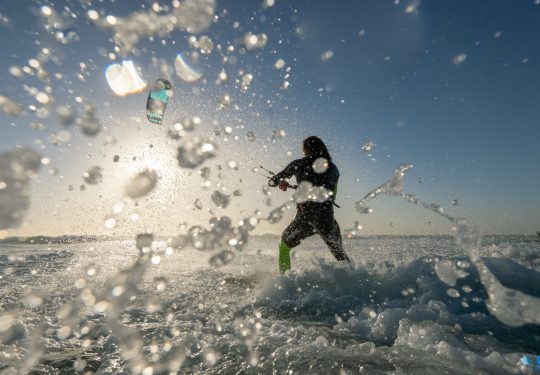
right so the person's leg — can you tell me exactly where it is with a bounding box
[324,220,351,262]
[279,213,315,273]
[313,210,351,263]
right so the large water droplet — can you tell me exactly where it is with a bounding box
[124,169,158,198]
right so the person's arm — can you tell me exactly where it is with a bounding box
[326,164,340,201]
[268,159,302,187]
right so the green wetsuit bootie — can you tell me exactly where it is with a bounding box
[278,241,291,274]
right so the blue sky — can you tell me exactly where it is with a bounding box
[1,0,539,236]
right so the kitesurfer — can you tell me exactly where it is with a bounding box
[268,136,352,273]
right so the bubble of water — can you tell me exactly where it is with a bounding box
[198,35,214,54]
[112,201,125,214]
[243,32,268,50]
[218,69,228,81]
[57,130,72,143]
[83,166,103,185]
[124,169,158,198]
[104,217,116,229]
[211,191,230,208]
[35,92,50,104]
[355,202,373,214]
[145,296,162,313]
[175,53,202,83]
[204,348,221,366]
[320,50,334,62]
[240,73,253,92]
[435,259,460,287]
[267,203,290,224]
[453,53,467,65]
[0,95,22,116]
[312,157,329,174]
[194,199,203,210]
[174,117,199,132]
[219,94,231,108]
[105,60,146,96]
[79,105,101,136]
[73,359,87,372]
[271,129,286,140]
[199,167,211,179]
[24,290,44,308]
[177,137,217,168]
[405,0,421,13]
[209,250,234,267]
[136,233,153,252]
[274,59,285,69]
[0,148,41,230]
[153,277,168,292]
[87,10,99,20]
[361,141,375,152]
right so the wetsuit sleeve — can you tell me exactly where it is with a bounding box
[268,159,302,187]
[325,164,340,200]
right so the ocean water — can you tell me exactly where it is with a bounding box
[1,235,539,374]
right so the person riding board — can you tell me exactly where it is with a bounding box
[268,136,352,273]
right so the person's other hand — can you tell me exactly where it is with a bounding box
[278,180,289,191]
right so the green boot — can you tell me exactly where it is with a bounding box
[278,241,291,274]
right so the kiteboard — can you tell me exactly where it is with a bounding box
[146,78,172,124]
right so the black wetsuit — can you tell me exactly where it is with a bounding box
[269,156,351,262]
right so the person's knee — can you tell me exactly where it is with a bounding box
[281,234,299,249]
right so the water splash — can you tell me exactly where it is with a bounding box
[293,181,332,204]
[355,163,540,327]
[91,0,216,55]
[355,164,412,214]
